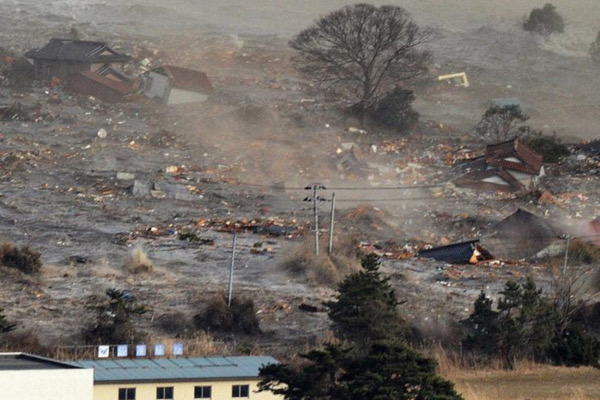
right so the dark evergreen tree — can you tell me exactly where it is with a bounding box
[464,278,558,369]
[340,340,462,400]
[259,344,349,400]
[259,253,463,400]
[462,291,499,356]
[523,3,565,36]
[259,340,463,400]
[370,88,419,132]
[325,254,404,346]
[83,288,147,344]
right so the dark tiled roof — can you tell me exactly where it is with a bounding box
[0,353,82,370]
[153,65,213,94]
[485,138,543,174]
[25,38,130,63]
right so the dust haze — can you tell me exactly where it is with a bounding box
[2,0,600,379]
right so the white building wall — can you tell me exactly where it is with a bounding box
[0,368,93,400]
[167,88,209,105]
[482,176,510,185]
[144,71,170,100]
[507,170,534,186]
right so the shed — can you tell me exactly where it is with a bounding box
[144,65,213,105]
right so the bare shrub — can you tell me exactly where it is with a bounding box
[124,246,153,274]
[193,295,260,335]
[280,241,359,286]
[567,240,600,266]
[0,243,42,274]
[0,329,48,355]
[155,312,194,336]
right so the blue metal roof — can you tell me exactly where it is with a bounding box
[70,356,279,383]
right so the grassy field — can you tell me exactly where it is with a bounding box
[450,366,600,400]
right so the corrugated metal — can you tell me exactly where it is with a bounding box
[70,356,278,383]
[417,240,479,264]
[0,353,83,370]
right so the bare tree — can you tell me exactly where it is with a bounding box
[290,4,434,123]
[551,240,600,335]
[475,105,530,143]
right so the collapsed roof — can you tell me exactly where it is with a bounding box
[417,240,494,264]
[453,138,544,192]
[484,208,557,260]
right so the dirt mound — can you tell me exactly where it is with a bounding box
[336,204,406,242]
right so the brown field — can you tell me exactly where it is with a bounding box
[434,352,600,400]
[452,366,600,400]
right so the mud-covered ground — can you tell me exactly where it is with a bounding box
[0,1,599,352]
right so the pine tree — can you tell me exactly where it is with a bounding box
[259,253,463,400]
[341,339,463,400]
[260,339,463,400]
[83,288,147,344]
[325,254,404,346]
[463,278,556,369]
[462,291,499,356]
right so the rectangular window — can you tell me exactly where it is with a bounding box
[157,387,174,399]
[232,384,249,398]
[195,386,212,399]
[118,388,136,400]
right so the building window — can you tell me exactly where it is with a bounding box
[232,384,249,398]
[195,386,212,399]
[118,388,136,400]
[157,387,174,399]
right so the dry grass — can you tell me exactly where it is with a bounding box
[280,240,359,286]
[425,344,600,400]
[124,246,154,274]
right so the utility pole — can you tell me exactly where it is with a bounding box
[304,184,326,256]
[227,229,237,307]
[562,236,571,278]
[328,192,336,255]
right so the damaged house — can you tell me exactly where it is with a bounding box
[453,138,544,192]
[143,65,213,105]
[485,208,558,260]
[25,38,131,79]
[64,71,138,103]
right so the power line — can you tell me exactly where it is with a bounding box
[225,181,446,191]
